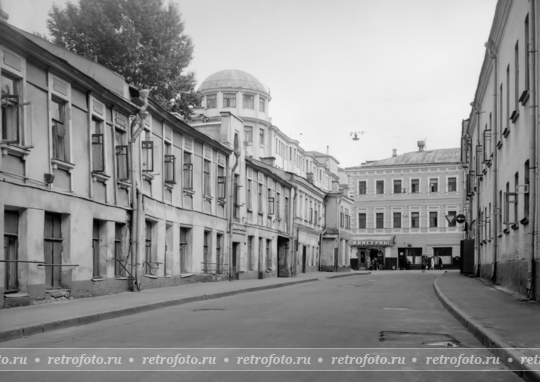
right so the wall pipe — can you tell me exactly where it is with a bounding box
[129,89,150,290]
[228,134,241,281]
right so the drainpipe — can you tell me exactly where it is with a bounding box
[129,89,150,289]
[485,40,498,282]
[228,135,241,281]
[290,185,298,277]
[529,0,538,299]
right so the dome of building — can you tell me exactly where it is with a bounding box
[198,69,270,97]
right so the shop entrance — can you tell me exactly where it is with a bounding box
[398,247,423,269]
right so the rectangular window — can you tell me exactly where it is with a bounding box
[358,181,366,195]
[245,127,253,143]
[217,166,225,200]
[247,236,253,271]
[183,152,193,189]
[259,128,265,145]
[483,128,491,162]
[115,145,129,181]
[203,160,211,196]
[448,177,457,192]
[358,213,366,229]
[141,140,154,172]
[267,188,275,215]
[223,93,236,108]
[206,94,217,109]
[276,192,281,219]
[243,94,254,109]
[411,212,420,228]
[429,179,438,193]
[411,179,420,193]
[164,154,176,184]
[1,73,21,144]
[44,212,62,288]
[393,212,401,228]
[246,179,252,209]
[393,179,402,194]
[429,212,438,228]
[258,182,263,211]
[376,213,384,229]
[234,174,240,219]
[51,98,68,161]
[376,180,384,194]
[144,221,154,275]
[259,97,265,112]
[91,117,105,172]
[285,195,289,228]
[447,211,457,227]
[4,210,19,292]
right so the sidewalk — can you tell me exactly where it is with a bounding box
[0,270,369,343]
[434,271,540,382]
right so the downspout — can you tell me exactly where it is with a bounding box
[290,184,298,277]
[474,108,482,277]
[129,89,150,289]
[529,0,538,299]
[228,135,241,281]
[485,40,499,281]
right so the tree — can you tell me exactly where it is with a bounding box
[47,0,200,119]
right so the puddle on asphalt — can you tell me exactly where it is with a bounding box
[380,331,461,347]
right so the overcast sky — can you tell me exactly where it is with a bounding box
[3,0,497,168]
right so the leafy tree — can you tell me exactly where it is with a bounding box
[47,0,200,119]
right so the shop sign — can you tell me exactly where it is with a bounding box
[350,240,392,247]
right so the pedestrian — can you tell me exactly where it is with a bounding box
[373,258,378,271]
[438,257,444,270]
[430,257,434,270]
[421,256,426,273]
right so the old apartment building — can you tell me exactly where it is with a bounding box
[345,143,465,270]
[462,0,540,299]
[0,21,353,307]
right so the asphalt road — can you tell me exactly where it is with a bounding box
[0,271,522,381]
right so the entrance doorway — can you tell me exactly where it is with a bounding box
[302,246,307,273]
[277,236,290,277]
[232,242,239,280]
[398,247,423,269]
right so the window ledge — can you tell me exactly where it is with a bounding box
[115,276,129,280]
[92,172,110,183]
[165,181,176,190]
[117,180,132,189]
[497,141,503,149]
[217,198,227,205]
[504,227,510,234]
[258,212,264,216]
[52,158,76,172]
[498,233,503,238]
[183,188,195,196]
[512,223,519,230]
[486,161,492,168]
[1,143,31,158]
[247,207,253,212]
[164,275,173,278]
[143,274,158,279]
[204,195,213,202]
[521,217,529,225]
[142,172,154,181]
[503,127,510,138]
[92,277,107,282]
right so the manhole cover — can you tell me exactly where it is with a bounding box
[380,331,460,347]
[193,308,224,312]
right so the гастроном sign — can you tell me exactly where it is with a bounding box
[350,240,392,247]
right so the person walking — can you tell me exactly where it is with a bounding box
[421,256,426,273]
[430,257,434,271]
[438,256,444,270]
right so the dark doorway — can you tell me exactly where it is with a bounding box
[302,246,307,273]
[277,236,290,277]
[461,240,474,274]
[398,247,423,269]
[44,212,63,289]
[232,242,239,280]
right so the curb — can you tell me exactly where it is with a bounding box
[433,273,540,382]
[325,271,371,279]
[0,277,318,344]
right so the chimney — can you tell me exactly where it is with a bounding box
[392,149,397,157]
[326,146,329,155]
[417,140,425,152]
[0,0,9,22]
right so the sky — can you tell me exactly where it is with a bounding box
[3,0,497,168]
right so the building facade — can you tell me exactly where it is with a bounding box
[192,69,352,275]
[462,0,540,299]
[345,144,465,270]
